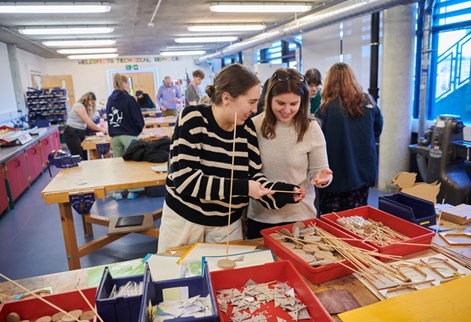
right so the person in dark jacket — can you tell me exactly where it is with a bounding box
[315,62,383,214]
[106,73,145,199]
[135,90,156,109]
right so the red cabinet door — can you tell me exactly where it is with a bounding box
[5,153,29,201]
[51,129,61,150]
[0,168,9,214]
[26,142,43,182]
[40,134,54,168]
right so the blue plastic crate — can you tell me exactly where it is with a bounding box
[379,192,436,227]
[138,263,218,322]
[95,267,144,322]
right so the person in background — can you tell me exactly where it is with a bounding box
[106,73,145,200]
[305,68,322,115]
[157,76,182,117]
[157,64,305,253]
[315,62,383,214]
[135,90,156,109]
[247,68,333,238]
[185,69,205,106]
[64,91,107,160]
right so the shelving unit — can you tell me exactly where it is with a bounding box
[26,88,68,134]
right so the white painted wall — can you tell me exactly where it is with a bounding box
[0,42,19,123]
[45,56,211,105]
[17,47,47,91]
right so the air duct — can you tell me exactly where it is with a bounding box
[198,0,418,63]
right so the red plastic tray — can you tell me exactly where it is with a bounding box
[0,287,97,321]
[210,260,333,322]
[321,206,434,256]
[261,219,377,284]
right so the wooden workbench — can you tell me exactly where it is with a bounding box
[81,127,174,159]
[144,116,177,128]
[0,231,469,320]
[41,158,167,270]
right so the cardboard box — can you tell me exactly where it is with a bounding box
[0,288,97,321]
[392,172,440,204]
[261,218,377,284]
[210,261,333,322]
[321,206,434,256]
[440,204,471,225]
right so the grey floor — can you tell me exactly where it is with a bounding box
[0,166,385,280]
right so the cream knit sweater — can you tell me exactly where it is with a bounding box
[247,112,330,223]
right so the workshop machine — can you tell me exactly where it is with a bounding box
[409,114,471,205]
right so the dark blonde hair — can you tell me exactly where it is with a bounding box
[205,64,259,105]
[113,73,129,91]
[78,91,97,118]
[261,68,311,142]
[320,62,365,117]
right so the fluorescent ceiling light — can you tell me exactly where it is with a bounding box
[43,39,116,47]
[175,36,238,43]
[0,2,111,13]
[166,45,205,49]
[57,48,117,54]
[209,2,312,13]
[67,53,118,60]
[19,27,114,35]
[160,50,206,56]
[188,24,265,32]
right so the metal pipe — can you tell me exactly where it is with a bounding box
[197,0,418,63]
[369,12,380,102]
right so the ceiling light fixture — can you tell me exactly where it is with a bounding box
[166,45,205,49]
[175,36,238,43]
[160,50,206,56]
[43,39,116,47]
[57,48,117,54]
[188,24,265,32]
[67,53,118,60]
[19,27,114,35]
[209,2,312,13]
[0,2,111,14]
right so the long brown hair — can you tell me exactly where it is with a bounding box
[78,91,96,118]
[319,62,365,117]
[261,68,311,142]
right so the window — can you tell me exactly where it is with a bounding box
[428,0,471,123]
[256,37,301,65]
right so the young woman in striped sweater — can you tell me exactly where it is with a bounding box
[157,64,305,252]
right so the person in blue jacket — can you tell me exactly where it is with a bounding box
[106,73,145,199]
[315,62,383,214]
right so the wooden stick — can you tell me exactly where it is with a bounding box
[0,272,80,322]
[434,198,446,243]
[75,280,104,322]
[224,112,237,259]
[268,190,299,194]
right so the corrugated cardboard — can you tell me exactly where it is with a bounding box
[440,204,471,225]
[391,172,441,204]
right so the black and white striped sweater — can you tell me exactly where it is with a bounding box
[165,105,297,226]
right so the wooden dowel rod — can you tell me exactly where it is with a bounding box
[75,280,104,322]
[0,272,80,322]
[268,190,299,194]
[224,112,237,259]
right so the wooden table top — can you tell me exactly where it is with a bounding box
[81,127,174,150]
[144,116,177,127]
[41,158,167,204]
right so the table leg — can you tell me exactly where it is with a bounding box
[58,202,81,270]
[82,213,94,237]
